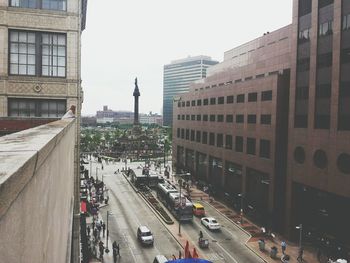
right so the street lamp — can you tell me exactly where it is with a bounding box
[296,224,303,250]
[105,210,111,253]
[238,193,244,224]
[178,178,182,236]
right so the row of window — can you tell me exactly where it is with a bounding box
[8,98,66,117]
[10,0,66,11]
[9,30,66,77]
[177,113,272,125]
[176,129,271,159]
[177,91,272,108]
[294,146,350,174]
[298,0,334,17]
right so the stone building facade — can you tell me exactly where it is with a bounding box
[0,0,87,134]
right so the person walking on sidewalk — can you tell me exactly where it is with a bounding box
[87,225,91,237]
[99,240,104,260]
[281,241,287,254]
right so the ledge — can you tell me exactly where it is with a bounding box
[0,118,75,219]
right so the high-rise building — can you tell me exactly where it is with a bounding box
[163,55,218,126]
[0,0,87,135]
[173,26,292,232]
[286,0,350,250]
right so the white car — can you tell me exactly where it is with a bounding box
[201,217,220,230]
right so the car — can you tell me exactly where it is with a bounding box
[137,225,154,246]
[201,217,220,230]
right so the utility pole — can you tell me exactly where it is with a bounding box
[105,211,110,253]
[178,178,182,236]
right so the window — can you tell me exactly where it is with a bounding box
[314,115,330,129]
[181,115,185,120]
[177,128,180,138]
[298,0,311,17]
[190,130,195,141]
[178,102,181,107]
[186,101,190,107]
[218,97,224,104]
[247,114,257,124]
[235,136,243,152]
[191,115,195,121]
[246,138,256,155]
[177,115,180,120]
[197,114,201,121]
[191,100,196,106]
[235,79,242,83]
[260,139,270,158]
[185,129,189,140]
[261,90,272,101]
[217,134,223,147]
[196,131,201,142]
[237,94,245,103]
[236,114,244,123]
[227,95,234,104]
[226,114,233,123]
[296,86,309,99]
[261,114,271,124]
[197,99,202,106]
[181,129,185,139]
[317,53,332,68]
[8,98,66,117]
[319,20,333,36]
[203,99,209,105]
[225,135,232,149]
[217,115,224,122]
[209,132,215,145]
[9,31,36,75]
[10,0,66,10]
[316,84,331,98]
[210,97,216,105]
[10,30,66,77]
[181,102,185,107]
[256,73,265,78]
[337,153,350,174]
[343,14,350,31]
[186,115,190,120]
[248,92,258,102]
[203,114,208,121]
[202,132,208,144]
[319,0,333,9]
[245,76,253,81]
[297,58,310,72]
[298,28,311,43]
[210,114,215,122]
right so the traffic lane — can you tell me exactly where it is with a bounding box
[102,173,182,262]
[198,203,265,263]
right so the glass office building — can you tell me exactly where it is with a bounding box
[163,56,218,126]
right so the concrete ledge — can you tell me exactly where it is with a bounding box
[0,119,75,219]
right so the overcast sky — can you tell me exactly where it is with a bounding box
[81,0,292,116]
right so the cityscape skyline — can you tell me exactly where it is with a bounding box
[81,0,292,115]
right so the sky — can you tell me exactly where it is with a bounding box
[81,0,293,116]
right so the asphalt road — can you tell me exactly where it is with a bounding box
[88,159,264,263]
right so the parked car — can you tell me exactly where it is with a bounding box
[201,217,220,230]
[137,225,154,246]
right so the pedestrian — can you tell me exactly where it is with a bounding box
[113,247,117,263]
[116,243,120,257]
[92,220,95,230]
[102,222,106,237]
[87,225,91,236]
[281,241,287,254]
[297,247,304,262]
[98,240,104,259]
[93,228,98,241]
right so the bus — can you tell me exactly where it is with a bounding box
[157,182,193,221]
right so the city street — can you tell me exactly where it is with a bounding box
[87,158,265,263]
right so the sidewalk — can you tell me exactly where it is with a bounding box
[189,186,318,263]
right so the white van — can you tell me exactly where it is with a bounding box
[153,255,168,263]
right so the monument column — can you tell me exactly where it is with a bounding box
[133,78,140,125]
